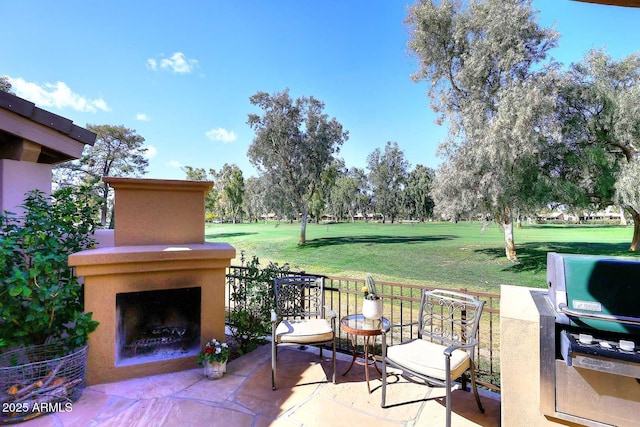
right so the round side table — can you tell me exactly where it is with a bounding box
[340,314,390,393]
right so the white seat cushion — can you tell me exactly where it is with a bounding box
[275,319,334,344]
[386,339,470,381]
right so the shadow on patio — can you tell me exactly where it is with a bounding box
[24,345,500,427]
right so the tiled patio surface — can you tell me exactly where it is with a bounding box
[21,345,500,426]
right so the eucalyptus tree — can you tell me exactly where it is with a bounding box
[309,158,342,223]
[404,164,435,221]
[330,166,369,222]
[616,159,640,248]
[0,76,11,92]
[247,89,348,244]
[367,141,409,223]
[327,171,349,221]
[242,175,284,223]
[406,0,558,261]
[214,163,245,223]
[54,124,148,225]
[243,177,262,223]
[554,49,640,250]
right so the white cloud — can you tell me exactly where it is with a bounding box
[168,160,182,168]
[8,77,110,113]
[136,113,149,121]
[206,127,237,143]
[144,145,157,159]
[146,58,158,71]
[147,52,198,74]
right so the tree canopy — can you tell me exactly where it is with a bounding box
[554,49,640,250]
[216,163,245,224]
[247,89,348,244]
[407,0,558,260]
[0,76,11,93]
[54,124,148,225]
[329,166,369,223]
[404,164,435,222]
[367,141,409,223]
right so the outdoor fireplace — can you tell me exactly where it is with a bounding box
[69,177,235,385]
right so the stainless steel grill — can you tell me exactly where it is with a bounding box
[537,252,640,427]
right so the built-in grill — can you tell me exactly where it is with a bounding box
[536,252,640,427]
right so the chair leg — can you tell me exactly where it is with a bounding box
[271,343,277,390]
[380,358,387,408]
[469,362,485,413]
[332,338,337,384]
[445,357,452,427]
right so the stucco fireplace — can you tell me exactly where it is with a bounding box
[69,177,235,385]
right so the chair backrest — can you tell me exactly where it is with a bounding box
[418,289,484,354]
[274,275,325,319]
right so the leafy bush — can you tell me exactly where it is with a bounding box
[0,188,100,351]
[227,251,290,354]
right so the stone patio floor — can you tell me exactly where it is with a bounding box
[21,345,500,426]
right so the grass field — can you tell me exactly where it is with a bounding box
[206,221,638,294]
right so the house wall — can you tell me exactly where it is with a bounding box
[0,158,51,216]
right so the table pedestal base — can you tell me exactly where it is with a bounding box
[342,335,381,393]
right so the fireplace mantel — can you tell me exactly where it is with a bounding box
[70,243,235,276]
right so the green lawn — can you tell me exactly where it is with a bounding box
[206,221,637,294]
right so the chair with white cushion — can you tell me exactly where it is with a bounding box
[271,275,336,390]
[380,289,485,427]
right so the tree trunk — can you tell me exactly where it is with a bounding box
[299,205,308,244]
[620,206,628,226]
[100,182,109,226]
[500,205,519,262]
[629,208,640,251]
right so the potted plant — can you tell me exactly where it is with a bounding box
[197,338,230,379]
[362,274,383,319]
[0,188,100,422]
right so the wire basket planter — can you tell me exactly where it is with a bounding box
[0,344,88,424]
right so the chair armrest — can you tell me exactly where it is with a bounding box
[443,340,478,357]
[270,309,278,324]
[324,306,337,319]
[381,321,417,336]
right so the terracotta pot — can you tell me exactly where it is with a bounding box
[204,360,227,380]
[362,298,383,320]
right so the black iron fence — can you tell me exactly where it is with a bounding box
[225,266,501,392]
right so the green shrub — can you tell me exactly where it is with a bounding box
[228,251,290,354]
[0,188,100,351]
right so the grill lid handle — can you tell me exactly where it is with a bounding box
[558,303,640,327]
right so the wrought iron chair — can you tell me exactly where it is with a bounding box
[271,275,337,390]
[381,289,485,427]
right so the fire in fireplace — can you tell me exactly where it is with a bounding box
[115,287,201,366]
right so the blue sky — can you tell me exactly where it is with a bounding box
[2,1,639,180]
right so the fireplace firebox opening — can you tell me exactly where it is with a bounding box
[115,287,201,366]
